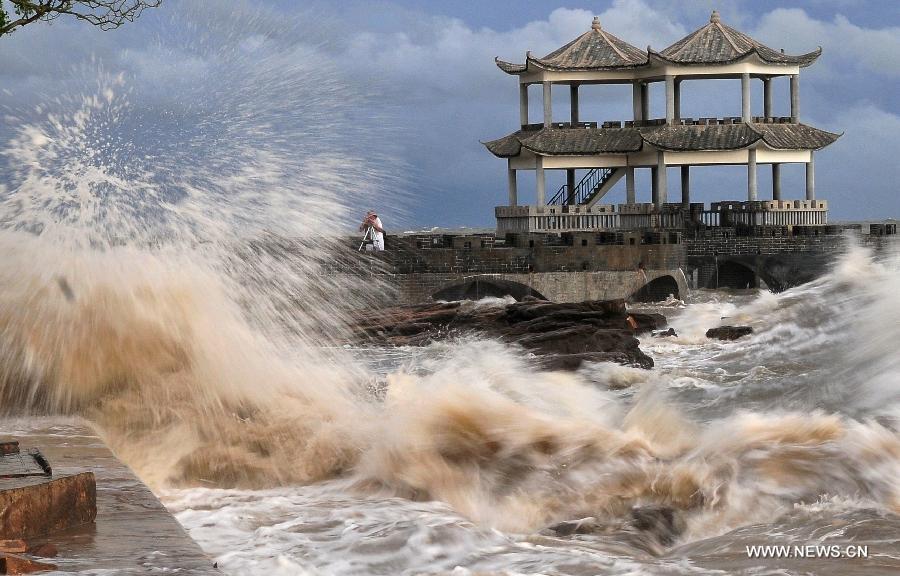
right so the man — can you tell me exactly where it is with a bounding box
[359,210,385,251]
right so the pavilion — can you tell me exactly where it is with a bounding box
[484,11,840,234]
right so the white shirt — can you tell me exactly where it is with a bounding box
[371,217,384,250]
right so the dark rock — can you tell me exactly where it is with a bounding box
[630,505,685,546]
[545,516,599,536]
[351,299,662,371]
[705,326,753,341]
[25,545,56,559]
[626,313,667,335]
[652,328,678,338]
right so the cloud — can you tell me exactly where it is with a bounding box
[816,103,900,220]
[0,0,896,226]
[753,8,900,76]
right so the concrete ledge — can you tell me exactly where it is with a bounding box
[0,472,96,541]
[0,419,218,574]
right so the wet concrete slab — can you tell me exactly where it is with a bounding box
[0,417,218,574]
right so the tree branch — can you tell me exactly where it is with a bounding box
[1,0,160,36]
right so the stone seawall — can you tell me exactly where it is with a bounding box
[348,234,686,304]
[343,226,892,304]
[382,270,686,305]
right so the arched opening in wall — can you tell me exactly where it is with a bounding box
[629,275,679,303]
[711,260,757,289]
[432,278,548,302]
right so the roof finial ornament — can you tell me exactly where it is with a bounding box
[710,10,721,23]
[592,16,601,30]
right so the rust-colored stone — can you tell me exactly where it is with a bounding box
[24,545,55,559]
[0,472,96,540]
[0,553,57,574]
[0,542,25,554]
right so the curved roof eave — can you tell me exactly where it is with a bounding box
[647,46,819,69]
[482,134,523,158]
[748,123,842,151]
[525,54,651,72]
[495,57,527,75]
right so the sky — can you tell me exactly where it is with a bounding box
[0,0,898,229]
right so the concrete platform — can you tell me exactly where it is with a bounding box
[0,418,218,574]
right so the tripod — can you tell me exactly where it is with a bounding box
[358,225,375,251]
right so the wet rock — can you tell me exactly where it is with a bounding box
[352,299,663,370]
[705,326,753,341]
[0,553,57,574]
[652,328,678,338]
[25,545,56,559]
[545,516,599,536]
[630,505,685,546]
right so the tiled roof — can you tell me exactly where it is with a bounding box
[651,10,821,67]
[483,123,840,157]
[495,59,527,74]
[521,127,643,155]
[495,16,648,75]
[749,122,841,150]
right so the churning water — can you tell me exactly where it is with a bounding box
[1,10,899,576]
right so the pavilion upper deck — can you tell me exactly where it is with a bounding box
[484,11,839,226]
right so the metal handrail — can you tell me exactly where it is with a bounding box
[548,167,617,205]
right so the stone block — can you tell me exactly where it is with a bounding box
[0,552,57,574]
[0,472,96,540]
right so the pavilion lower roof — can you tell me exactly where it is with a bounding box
[483,122,841,157]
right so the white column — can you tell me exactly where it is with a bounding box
[507,167,518,206]
[748,149,758,201]
[674,79,682,121]
[570,83,579,124]
[543,82,552,127]
[626,166,636,204]
[763,77,773,119]
[741,72,751,122]
[806,152,815,200]
[665,75,676,125]
[536,156,546,205]
[656,152,667,207]
[791,74,800,123]
[632,82,642,122]
[519,83,529,126]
